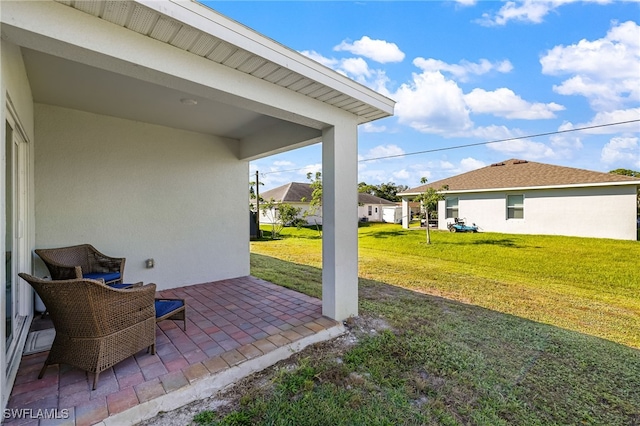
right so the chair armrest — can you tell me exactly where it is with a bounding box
[98,283,157,334]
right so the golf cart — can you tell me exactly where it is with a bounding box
[447,218,478,233]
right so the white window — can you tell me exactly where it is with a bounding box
[445,197,458,219]
[507,195,524,219]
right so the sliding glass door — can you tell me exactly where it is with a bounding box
[4,112,29,372]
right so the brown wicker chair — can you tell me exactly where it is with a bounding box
[18,273,156,390]
[35,244,125,285]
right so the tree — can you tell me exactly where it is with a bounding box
[260,199,301,239]
[301,171,322,234]
[249,179,264,212]
[413,177,446,244]
[358,181,409,202]
[609,168,640,177]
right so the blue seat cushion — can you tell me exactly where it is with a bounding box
[108,283,134,289]
[83,272,121,282]
[155,300,184,318]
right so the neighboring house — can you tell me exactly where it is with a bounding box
[398,159,640,240]
[258,182,396,224]
[0,0,394,411]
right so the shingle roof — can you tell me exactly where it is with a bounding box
[261,182,395,205]
[399,159,640,194]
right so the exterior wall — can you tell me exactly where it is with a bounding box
[34,104,249,289]
[382,206,402,223]
[259,202,322,225]
[437,186,638,240]
[358,203,385,222]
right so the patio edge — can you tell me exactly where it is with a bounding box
[99,323,346,426]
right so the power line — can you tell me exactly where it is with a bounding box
[253,119,640,176]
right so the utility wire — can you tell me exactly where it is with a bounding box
[253,119,640,176]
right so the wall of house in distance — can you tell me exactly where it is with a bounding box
[259,202,323,226]
[357,204,385,222]
[437,186,638,240]
[34,104,249,289]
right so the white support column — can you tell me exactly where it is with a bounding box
[321,123,358,321]
[401,197,410,229]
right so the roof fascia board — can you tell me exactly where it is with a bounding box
[139,0,395,115]
[2,1,355,128]
[399,180,640,196]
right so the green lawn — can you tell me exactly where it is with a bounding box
[195,224,640,426]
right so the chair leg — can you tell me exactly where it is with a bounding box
[37,362,49,379]
[93,372,100,390]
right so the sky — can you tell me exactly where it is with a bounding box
[203,0,640,191]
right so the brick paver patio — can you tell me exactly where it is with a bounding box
[4,277,342,426]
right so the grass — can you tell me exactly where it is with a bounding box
[194,223,640,425]
[253,223,639,348]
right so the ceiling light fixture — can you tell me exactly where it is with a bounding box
[180,98,198,105]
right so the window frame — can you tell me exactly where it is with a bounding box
[445,197,459,219]
[506,194,524,219]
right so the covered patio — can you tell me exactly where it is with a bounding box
[5,276,343,425]
[1,0,393,416]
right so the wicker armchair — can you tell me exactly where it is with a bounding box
[18,273,156,389]
[35,244,125,285]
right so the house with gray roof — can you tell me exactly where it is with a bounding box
[398,159,640,240]
[259,182,396,224]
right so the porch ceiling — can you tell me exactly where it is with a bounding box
[12,0,393,145]
[23,48,280,140]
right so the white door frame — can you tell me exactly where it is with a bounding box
[2,99,33,408]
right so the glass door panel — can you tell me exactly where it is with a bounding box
[5,120,14,350]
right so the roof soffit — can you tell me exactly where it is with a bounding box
[53,0,394,124]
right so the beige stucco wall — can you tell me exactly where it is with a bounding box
[437,186,638,240]
[1,40,34,141]
[34,104,249,289]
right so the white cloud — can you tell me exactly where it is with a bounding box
[392,169,411,180]
[540,21,640,111]
[298,163,322,178]
[477,0,613,27]
[566,107,640,134]
[393,71,474,134]
[413,58,513,82]
[487,138,556,159]
[334,36,405,63]
[548,133,584,158]
[454,0,477,5]
[391,66,558,136]
[340,57,372,78]
[459,157,487,172]
[300,50,391,92]
[464,87,565,119]
[361,144,406,161]
[273,160,294,167]
[601,136,640,168]
[463,124,518,140]
[360,122,387,133]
